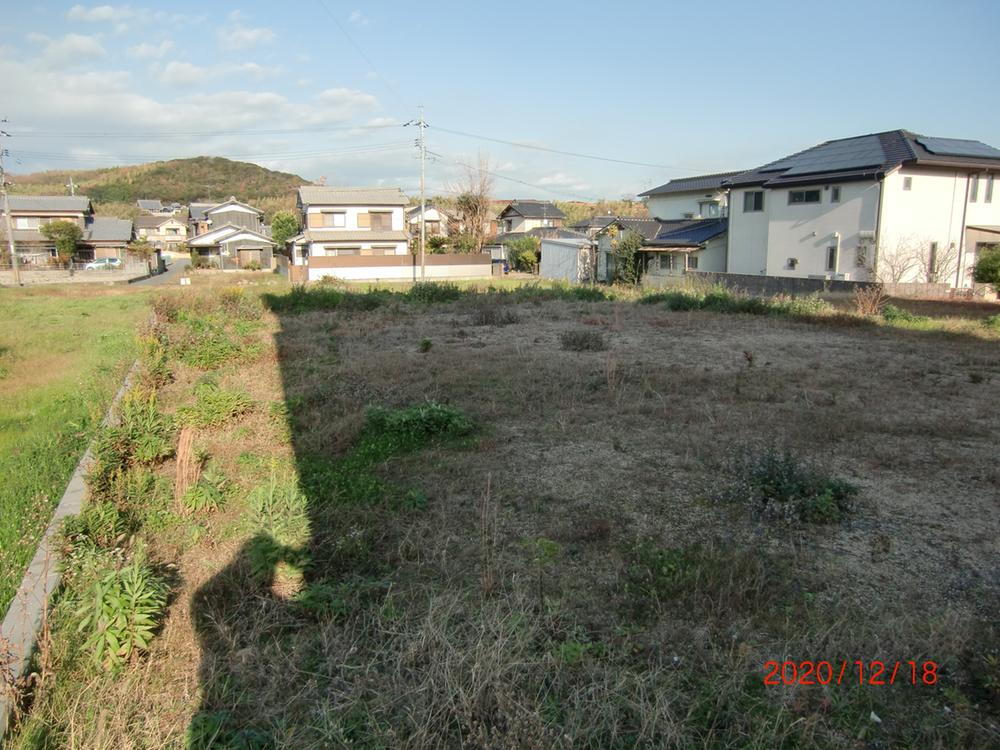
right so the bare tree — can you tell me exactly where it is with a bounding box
[874,235,924,283]
[915,241,959,284]
[451,152,495,253]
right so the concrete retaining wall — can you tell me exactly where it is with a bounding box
[679,271,879,296]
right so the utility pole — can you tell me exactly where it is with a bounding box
[418,105,427,281]
[66,176,76,196]
[0,123,20,285]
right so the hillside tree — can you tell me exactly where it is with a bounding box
[40,220,83,266]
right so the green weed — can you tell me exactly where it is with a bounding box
[177,382,254,428]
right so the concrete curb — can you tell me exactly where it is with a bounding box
[0,360,139,738]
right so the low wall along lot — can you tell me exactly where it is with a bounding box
[305,252,493,282]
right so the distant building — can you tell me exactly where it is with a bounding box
[0,195,133,263]
[136,199,183,216]
[405,204,456,238]
[638,173,739,220]
[496,200,565,234]
[136,211,189,254]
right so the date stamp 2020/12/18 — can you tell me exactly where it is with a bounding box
[763,660,939,687]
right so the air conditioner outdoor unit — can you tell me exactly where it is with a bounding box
[833,273,850,281]
[859,230,876,240]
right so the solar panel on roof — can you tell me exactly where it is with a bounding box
[916,136,1000,160]
[764,135,885,176]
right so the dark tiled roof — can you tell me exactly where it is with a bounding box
[639,171,744,197]
[6,195,92,212]
[596,217,671,241]
[498,200,566,220]
[647,218,727,248]
[727,129,1000,188]
[84,217,134,243]
[569,215,617,230]
[188,203,215,222]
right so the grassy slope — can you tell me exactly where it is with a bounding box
[0,288,148,612]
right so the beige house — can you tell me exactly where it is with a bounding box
[136,213,188,254]
[496,200,566,234]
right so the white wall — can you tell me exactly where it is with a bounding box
[645,189,727,220]
[697,234,727,272]
[764,181,880,280]
[309,240,408,256]
[308,263,491,282]
[726,188,769,275]
[879,166,1000,286]
[305,205,405,231]
[540,239,586,283]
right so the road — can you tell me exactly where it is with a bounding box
[132,259,186,286]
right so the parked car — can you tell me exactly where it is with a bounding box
[84,257,123,270]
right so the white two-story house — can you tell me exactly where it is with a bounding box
[638,172,740,220]
[496,200,565,235]
[725,130,1000,286]
[288,186,410,281]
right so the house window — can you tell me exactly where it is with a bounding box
[658,254,673,271]
[325,212,346,228]
[826,246,837,272]
[15,217,40,229]
[369,212,393,231]
[970,174,979,202]
[855,246,867,267]
[743,191,764,212]
[787,257,798,269]
[699,201,720,217]
[928,242,938,280]
[986,174,994,203]
[830,186,841,203]
[333,247,360,256]
[789,189,821,205]
[903,176,913,191]
[687,255,698,270]
[166,227,179,235]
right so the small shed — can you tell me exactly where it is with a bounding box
[540,237,595,283]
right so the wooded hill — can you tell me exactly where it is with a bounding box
[11,157,309,218]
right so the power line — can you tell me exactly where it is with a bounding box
[313,0,409,110]
[427,149,599,203]
[429,124,711,172]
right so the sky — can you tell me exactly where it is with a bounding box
[1,0,999,201]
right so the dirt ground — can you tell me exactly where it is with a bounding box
[10,292,1000,748]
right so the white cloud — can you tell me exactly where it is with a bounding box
[157,61,207,87]
[314,87,378,116]
[27,32,107,69]
[219,23,275,50]
[349,9,370,26]
[224,62,281,79]
[537,172,591,192]
[127,39,173,59]
[66,4,132,22]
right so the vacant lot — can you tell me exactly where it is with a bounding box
[8,284,1000,748]
[0,287,149,612]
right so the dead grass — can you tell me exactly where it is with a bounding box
[8,289,1000,748]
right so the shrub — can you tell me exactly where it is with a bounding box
[407,282,464,304]
[62,500,128,552]
[244,260,262,271]
[470,304,520,326]
[176,382,253,428]
[263,285,394,314]
[76,558,167,669]
[770,293,832,316]
[972,244,1000,293]
[983,314,1000,331]
[88,392,175,500]
[560,329,608,352]
[719,446,858,523]
[505,236,540,272]
[882,304,926,324]
[419,338,433,353]
[181,463,229,513]
[853,285,888,316]
[218,287,263,320]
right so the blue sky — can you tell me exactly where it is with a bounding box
[1,1,998,200]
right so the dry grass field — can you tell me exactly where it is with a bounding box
[6,283,999,748]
